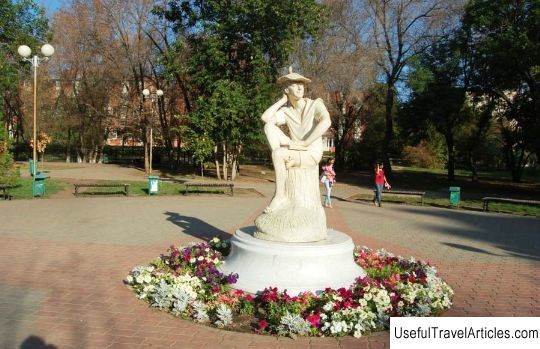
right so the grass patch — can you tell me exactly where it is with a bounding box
[352,193,540,217]
[59,179,231,197]
[7,177,65,199]
[72,180,184,196]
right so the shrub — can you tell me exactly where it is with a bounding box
[402,141,444,169]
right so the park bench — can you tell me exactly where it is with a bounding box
[482,197,540,212]
[74,183,130,197]
[0,184,12,200]
[373,189,426,205]
[183,182,234,196]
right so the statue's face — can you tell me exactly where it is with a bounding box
[285,83,304,100]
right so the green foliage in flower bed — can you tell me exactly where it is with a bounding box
[126,237,453,338]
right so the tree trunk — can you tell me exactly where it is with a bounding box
[255,166,326,242]
[468,152,478,182]
[445,133,455,182]
[222,143,228,181]
[214,145,221,180]
[230,145,241,181]
[382,84,395,178]
[66,128,72,163]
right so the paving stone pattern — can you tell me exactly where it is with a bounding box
[1,164,539,348]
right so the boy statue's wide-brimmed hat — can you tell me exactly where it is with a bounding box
[277,66,311,85]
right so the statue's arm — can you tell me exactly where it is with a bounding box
[301,99,331,146]
[261,94,288,124]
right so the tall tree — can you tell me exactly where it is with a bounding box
[462,0,540,182]
[52,0,118,163]
[367,0,461,177]
[296,0,379,169]
[1,0,49,149]
[161,0,326,179]
[403,35,473,181]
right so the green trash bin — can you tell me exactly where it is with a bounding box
[33,174,47,197]
[148,176,159,195]
[103,154,109,164]
[449,186,460,207]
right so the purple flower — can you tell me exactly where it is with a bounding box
[225,273,238,284]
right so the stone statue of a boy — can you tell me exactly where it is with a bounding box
[255,67,331,242]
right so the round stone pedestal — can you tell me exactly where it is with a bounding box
[218,227,366,295]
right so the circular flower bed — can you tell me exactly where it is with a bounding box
[125,237,453,338]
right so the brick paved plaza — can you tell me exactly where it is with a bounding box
[0,164,539,348]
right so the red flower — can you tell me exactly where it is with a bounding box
[306,313,321,327]
[409,276,416,283]
[258,320,269,331]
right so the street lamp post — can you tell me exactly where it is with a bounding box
[18,43,54,197]
[142,88,163,174]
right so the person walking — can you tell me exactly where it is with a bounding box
[321,158,336,208]
[374,163,390,207]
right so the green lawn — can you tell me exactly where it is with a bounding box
[342,165,540,217]
[7,177,65,199]
[71,180,227,196]
[352,193,540,217]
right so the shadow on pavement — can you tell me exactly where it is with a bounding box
[394,206,540,262]
[164,211,230,242]
[20,336,58,349]
[442,242,502,256]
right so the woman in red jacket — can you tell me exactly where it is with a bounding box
[374,163,390,207]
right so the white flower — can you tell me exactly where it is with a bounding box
[197,256,204,261]
[143,274,152,283]
[126,275,133,283]
[189,258,196,263]
[136,275,144,284]
[323,302,334,312]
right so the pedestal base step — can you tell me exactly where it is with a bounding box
[218,227,366,295]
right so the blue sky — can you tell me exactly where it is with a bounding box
[36,0,63,15]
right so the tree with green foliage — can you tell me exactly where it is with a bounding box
[0,126,19,186]
[461,0,540,182]
[402,36,473,182]
[366,0,460,178]
[1,0,49,147]
[160,0,326,179]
